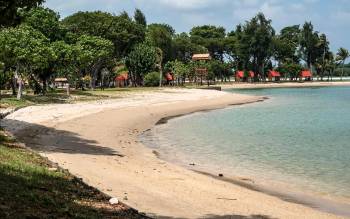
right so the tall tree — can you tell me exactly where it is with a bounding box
[51,41,78,95]
[0,25,53,99]
[22,7,61,41]
[173,32,208,63]
[0,0,44,27]
[300,22,320,73]
[62,11,145,58]
[336,47,350,80]
[134,8,146,27]
[125,43,157,86]
[190,25,226,60]
[75,35,113,89]
[146,23,175,63]
[237,13,275,79]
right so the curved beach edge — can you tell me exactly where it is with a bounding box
[1,88,346,219]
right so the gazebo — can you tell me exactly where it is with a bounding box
[165,72,174,85]
[268,70,281,81]
[235,71,255,82]
[54,77,68,88]
[192,53,211,85]
[115,73,128,87]
[300,70,312,81]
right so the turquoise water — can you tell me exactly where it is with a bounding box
[141,86,350,201]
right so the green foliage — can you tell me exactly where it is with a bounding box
[146,23,175,63]
[0,0,44,27]
[300,22,321,68]
[190,25,226,60]
[125,43,157,85]
[144,72,160,86]
[277,62,303,79]
[62,11,145,58]
[134,8,147,27]
[0,24,52,71]
[165,60,189,80]
[173,32,207,63]
[75,35,113,69]
[22,7,61,41]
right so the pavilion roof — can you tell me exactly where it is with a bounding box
[269,70,281,77]
[192,53,211,61]
[300,70,312,77]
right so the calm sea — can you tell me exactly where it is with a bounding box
[140,86,350,205]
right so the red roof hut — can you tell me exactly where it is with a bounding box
[268,70,281,81]
[300,70,312,81]
[115,73,128,87]
[235,71,255,82]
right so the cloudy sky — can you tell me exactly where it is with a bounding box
[44,0,349,52]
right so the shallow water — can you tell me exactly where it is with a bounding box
[140,86,350,203]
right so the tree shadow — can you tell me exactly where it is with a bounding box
[153,214,274,219]
[1,119,122,156]
[0,154,147,218]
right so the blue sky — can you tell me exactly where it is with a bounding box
[44,0,350,52]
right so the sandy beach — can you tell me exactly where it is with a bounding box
[1,88,346,218]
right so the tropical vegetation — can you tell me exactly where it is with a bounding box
[1,2,349,100]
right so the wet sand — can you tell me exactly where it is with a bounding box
[1,88,346,218]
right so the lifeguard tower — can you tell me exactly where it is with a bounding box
[192,53,211,85]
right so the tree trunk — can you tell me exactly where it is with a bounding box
[15,65,22,100]
[42,79,47,94]
[11,75,17,96]
[66,83,70,96]
[341,61,345,81]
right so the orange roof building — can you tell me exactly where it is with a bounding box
[300,70,312,78]
[115,73,128,81]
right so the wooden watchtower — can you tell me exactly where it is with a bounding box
[192,53,211,85]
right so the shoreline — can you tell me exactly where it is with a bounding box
[142,98,350,218]
[1,88,347,218]
[221,81,350,89]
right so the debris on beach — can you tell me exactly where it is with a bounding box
[218,173,224,177]
[109,197,119,205]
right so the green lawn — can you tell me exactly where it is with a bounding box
[0,87,160,109]
[0,129,147,218]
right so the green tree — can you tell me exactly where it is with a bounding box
[300,22,320,73]
[165,60,189,85]
[51,41,78,95]
[273,25,300,64]
[75,35,113,89]
[190,25,226,60]
[22,7,61,41]
[244,13,275,79]
[336,47,350,80]
[146,23,175,63]
[134,8,146,27]
[0,25,52,99]
[125,43,157,86]
[0,0,44,27]
[62,11,145,58]
[173,32,208,63]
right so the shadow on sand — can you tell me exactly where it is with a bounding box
[1,119,122,156]
[152,214,274,219]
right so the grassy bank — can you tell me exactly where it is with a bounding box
[0,129,147,218]
[0,87,159,109]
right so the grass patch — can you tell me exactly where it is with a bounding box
[0,129,147,218]
[0,87,160,109]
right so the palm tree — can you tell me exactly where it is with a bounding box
[336,47,349,81]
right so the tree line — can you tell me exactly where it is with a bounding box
[0,1,349,99]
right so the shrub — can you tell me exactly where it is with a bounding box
[144,72,160,87]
